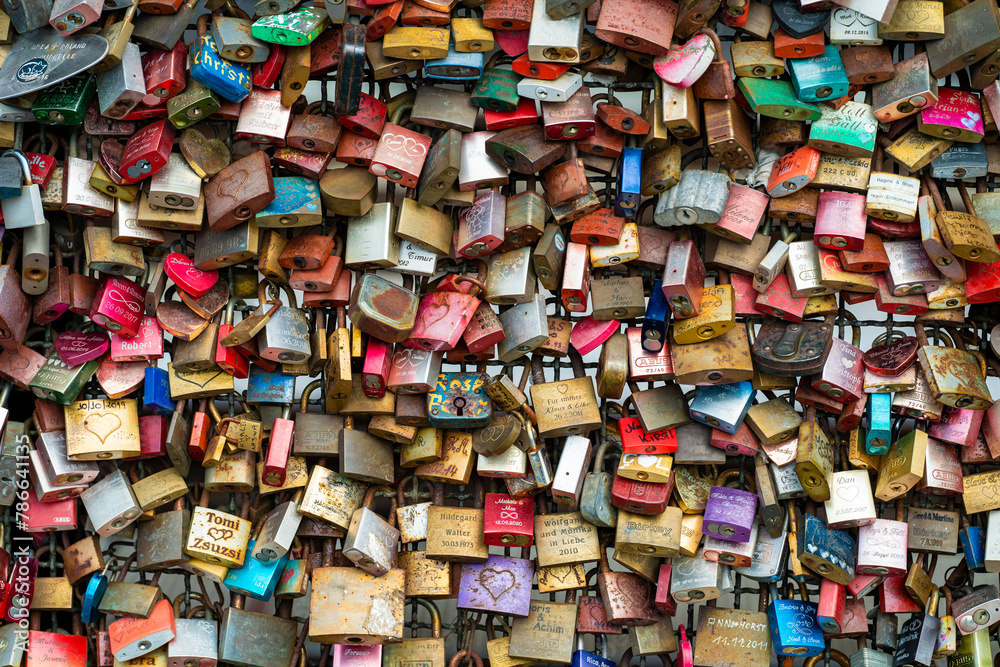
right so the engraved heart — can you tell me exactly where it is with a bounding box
[207,526,234,541]
[615,576,651,610]
[841,356,855,369]
[175,367,227,389]
[215,168,248,201]
[836,485,860,502]
[8,353,28,371]
[478,565,516,602]
[164,252,219,298]
[556,383,568,395]
[97,358,146,397]
[545,565,574,583]
[83,412,122,444]
[416,294,453,336]
[55,330,109,366]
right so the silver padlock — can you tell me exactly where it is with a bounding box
[486,246,537,306]
[773,461,806,500]
[257,295,311,363]
[459,131,509,191]
[393,241,439,277]
[829,7,881,45]
[343,488,401,576]
[497,293,548,362]
[113,198,164,247]
[755,227,796,293]
[96,41,145,120]
[3,0,55,34]
[670,550,731,603]
[551,434,592,507]
[737,513,788,581]
[63,154,115,218]
[148,154,202,210]
[516,72,583,102]
[1,151,45,229]
[0,103,33,123]
[48,0,102,35]
[704,520,758,566]
[930,142,988,180]
[28,450,87,502]
[168,618,219,667]
[477,444,527,477]
[22,222,50,296]
[345,202,400,269]
[387,348,442,394]
[984,509,1000,573]
[251,499,303,563]
[786,241,837,297]
[884,239,942,296]
[527,0,583,63]
[34,429,100,486]
[79,469,142,537]
[653,170,730,227]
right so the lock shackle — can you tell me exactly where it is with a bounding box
[714,468,756,493]
[196,13,210,39]
[694,28,725,65]
[838,311,861,348]
[484,614,512,640]
[299,379,323,412]
[803,650,849,667]
[680,147,708,171]
[940,585,953,615]
[451,275,486,297]
[411,598,443,638]
[172,590,208,619]
[955,180,979,218]
[597,530,612,573]
[449,650,484,667]
[0,150,32,186]
[531,355,546,386]
[397,474,432,507]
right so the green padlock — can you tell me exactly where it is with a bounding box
[250,6,329,46]
[470,53,521,112]
[29,351,99,405]
[737,77,822,122]
[32,74,96,125]
[167,80,221,129]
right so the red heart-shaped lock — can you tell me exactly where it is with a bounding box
[55,331,110,367]
[163,253,219,299]
[654,34,715,88]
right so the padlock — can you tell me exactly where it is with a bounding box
[654,170,730,227]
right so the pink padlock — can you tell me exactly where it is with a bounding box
[570,315,618,356]
[110,316,164,361]
[90,276,147,338]
[714,184,769,244]
[653,32,715,88]
[54,330,110,367]
[814,191,866,252]
[457,191,506,258]
[463,302,506,354]
[362,338,392,399]
[163,252,219,299]
[405,276,485,352]
[928,407,984,448]
[918,88,984,142]
[710,422,759,457]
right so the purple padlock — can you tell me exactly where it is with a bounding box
[457,554,534,617]
[333,644,381,667]
[702,480,757,543]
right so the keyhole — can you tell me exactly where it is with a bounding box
[453,396,466,416]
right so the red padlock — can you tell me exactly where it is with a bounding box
[263,411,294,486]
[362,337,392,398]
[119,120,174,184]
[90,276,147,338]
[141,42,187,106]
[370,122,431,188]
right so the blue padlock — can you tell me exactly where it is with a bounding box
[689,381,754,434]
[960,521,987,573]
[427,372,492,428]
[615,146,642,217]
[256,177,322,227]
[866,393,892,455]
[143,366,173,417]
[788,46,850,104]
[641,279,669,352]
[81,559,114,623]
[767,582,825,656]
[247,365,296,404]
[570,635,615,667]
[223,539,289,600]
[189,25,252,103]
[425,43,484,81]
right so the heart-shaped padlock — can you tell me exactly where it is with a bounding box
[654,33,715,88]
[163,253,219,298]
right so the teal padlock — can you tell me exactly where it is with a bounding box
[787,46,850,103]
[737,77,822,121]
[251,6,329,45]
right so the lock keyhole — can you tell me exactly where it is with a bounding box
[453,396,466,415]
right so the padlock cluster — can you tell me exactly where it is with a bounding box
[3,0,1000,665]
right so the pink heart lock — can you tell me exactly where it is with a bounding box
[55,330,110,367]
[163,253,219,299]
[495,29,529,57]
[654,34,716,89]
